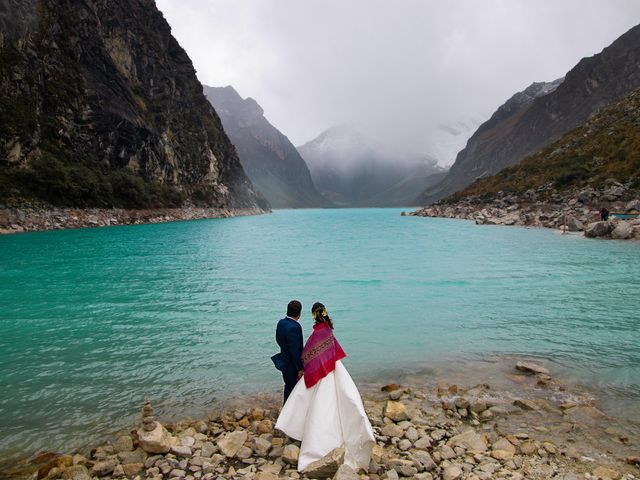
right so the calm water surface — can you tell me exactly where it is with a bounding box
[0,208,639,460]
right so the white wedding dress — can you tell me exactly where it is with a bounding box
[275,360,375,472]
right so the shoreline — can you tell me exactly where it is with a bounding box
[408,197,640,242]
[0,207,270,235]
[3,360,638,480]
[407,181,640,242]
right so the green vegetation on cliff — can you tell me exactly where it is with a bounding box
[0,0,265,210]
[452,87,640,202]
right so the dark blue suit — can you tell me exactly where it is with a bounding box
[273,317,303,403]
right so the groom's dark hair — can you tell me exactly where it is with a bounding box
[287,300,302,318]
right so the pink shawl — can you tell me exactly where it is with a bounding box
[302,322,346,388]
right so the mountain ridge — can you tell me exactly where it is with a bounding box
[0,0,266,211]
[204,85,330,209]
[416,23,640,205]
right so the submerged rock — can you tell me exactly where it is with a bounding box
[515,361,550,375]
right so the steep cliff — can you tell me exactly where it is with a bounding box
[417,23,640,205]
[0,0,267,210]
[204,85,330,208]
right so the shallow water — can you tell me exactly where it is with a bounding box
[0,208,639,461]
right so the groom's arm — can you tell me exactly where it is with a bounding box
[287,324,304,373]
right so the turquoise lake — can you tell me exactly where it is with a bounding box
[0,208,639,461]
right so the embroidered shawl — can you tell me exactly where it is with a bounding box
[302,322,346,388]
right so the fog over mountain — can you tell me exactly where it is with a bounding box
[298,125,446,207]
[156,0,640,166]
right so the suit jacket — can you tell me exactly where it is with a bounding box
[273,317,303,376]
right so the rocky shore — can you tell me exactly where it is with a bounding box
[0,207,269,235]
[5,362,639,480]
[408,182,640,241]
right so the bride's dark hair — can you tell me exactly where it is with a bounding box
[311,302,334,329]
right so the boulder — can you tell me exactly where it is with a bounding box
[332,463,358,480]
[61,465,91,480]
[447,429,488,452]
[470,399,487,413]
[170,445,192,457]
[253,437,272,456]
[611,221,633,239]
[409,451,436,472]
[515,361,549,375]
[122,463,143,476]
[625,199,640,212]
[592,466,621,480]
[384,401,409,422]
[255,473,279,480]
[90,458,118,477]
[585,221,615,238]
[217,430,248,457]
[137,422,173,454]
[282,444,300,465]
[443,465,462,480]
[113,435,134,453]
[303,447,344,478]
[565,215,584,231]
[381,424,403,438]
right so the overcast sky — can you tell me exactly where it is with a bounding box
[156,0,640,164]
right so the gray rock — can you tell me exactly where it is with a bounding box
[414,436,432,449]
[611,221,633,239]
[443,465,462,480]
[440,445,456,460]
[565,215,584,231]
[282,444,300,465]
[253,437,272,456]
[405,427,419,442]
[470,400,487,413]
[515,361,550,375]
[384,401,409,422]
[114,435,134,453]
[90,458,118,476]
[383,469,399,480]
[169,469,187,478]
[381,424,403,438]
[332,463,359,480]
[303,447,344,478]
[409,451,436,472]
[217,430,248,457]
[61,465,92,480]
[236,446,253,459]
[138,422,174,454]
[117,448,146,465]
[171,445,193,457]
[398,439,412,451]
[585,221,615,238]
[625,199,640,212]
[447,429,488,452]
[200,441,216,458]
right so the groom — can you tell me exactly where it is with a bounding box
[272,300,304,403]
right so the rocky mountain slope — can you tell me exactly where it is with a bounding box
[412,87,640,241]
[452,87,640,202]
[416,23,640,205]
[0,0,266,211]
[298,125,446,207]
[204,86,330,209]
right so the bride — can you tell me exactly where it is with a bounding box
[275,302,375,472]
